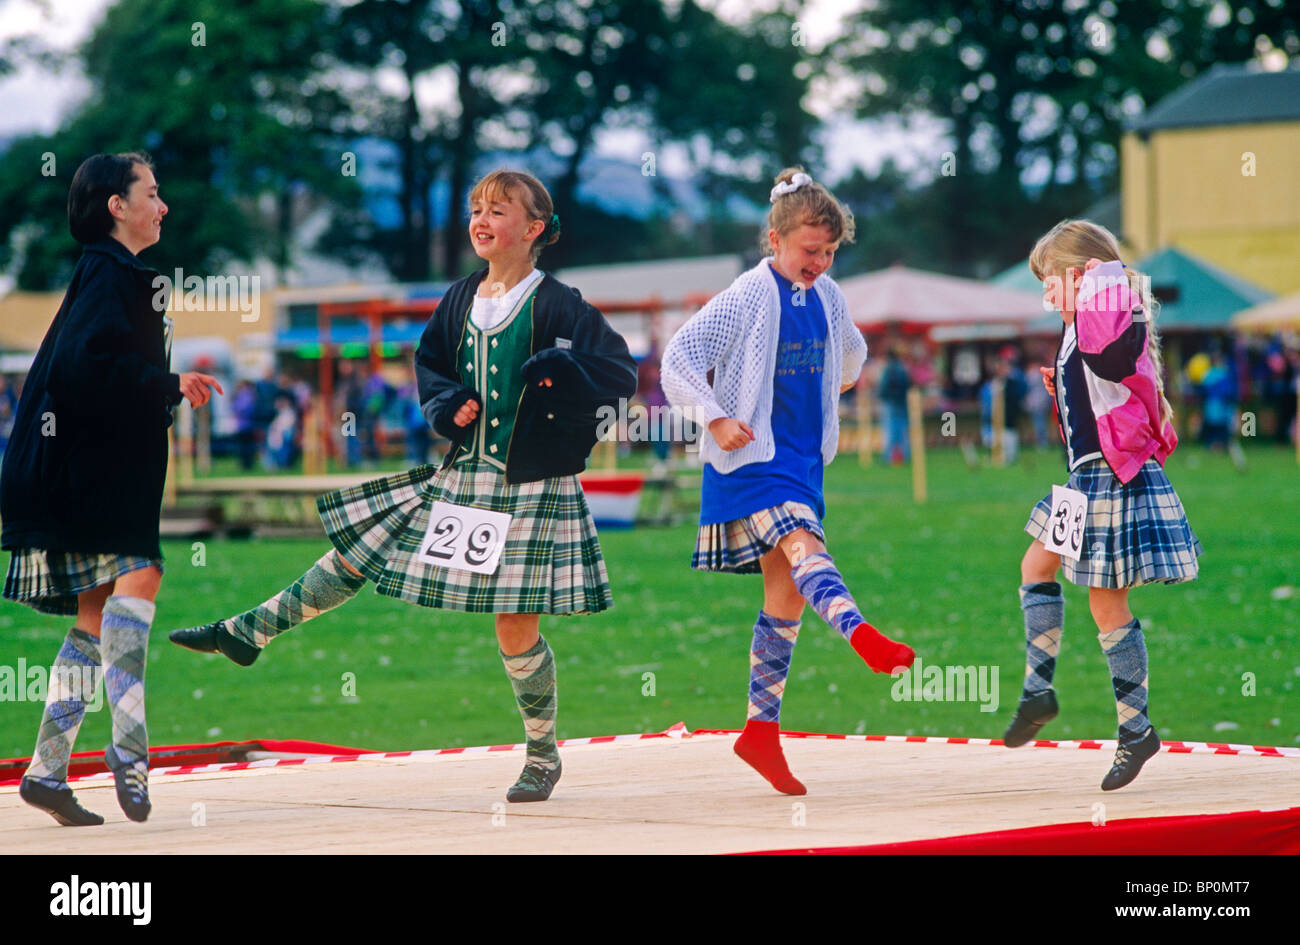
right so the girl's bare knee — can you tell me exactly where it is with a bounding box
[1020,542,1059,584]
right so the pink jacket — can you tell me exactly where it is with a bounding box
[1074,260,1178,484]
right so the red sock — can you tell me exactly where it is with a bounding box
[849,621,916,674]
[734,719,806,795]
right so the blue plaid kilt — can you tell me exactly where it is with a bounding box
[3,549,164,616]
[692,501,825,573]
[1026,458,1202,589]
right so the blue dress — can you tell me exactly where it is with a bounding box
[700,263,828,524]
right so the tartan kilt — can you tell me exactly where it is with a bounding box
[692,501,825,573]
[3,549,164,616]
[1026,458,1202,589]
[316,459,612,614]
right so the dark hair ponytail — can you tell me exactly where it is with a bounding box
[68,152,154,244]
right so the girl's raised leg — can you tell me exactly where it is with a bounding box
[781,529,915,673]
[169,549,368,666]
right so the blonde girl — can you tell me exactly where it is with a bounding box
[662,168,915,796]
[1004,219,1201,791]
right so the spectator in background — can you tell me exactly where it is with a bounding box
[231,380,258,470]
[0,375,17,462]
[1199,350,1235,450]
[361,368,392,465]
[264,393,298,470]
[1265,342,1297,445]
[878,348,911,464]
[1023,345,1052,448]
[399,373,431,465]
[336,359,366,467]
[981,354,1025,463]
[638,352,671,466]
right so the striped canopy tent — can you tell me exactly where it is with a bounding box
[837,264,1046,337]
[1231,292,1300,333]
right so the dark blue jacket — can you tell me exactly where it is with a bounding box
[1,238,182,558]
[415,270,637,484]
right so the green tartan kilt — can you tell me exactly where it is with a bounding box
[316,458,613,614]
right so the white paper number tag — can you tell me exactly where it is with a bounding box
[417,501,513,575]
[1044,485,1087,561]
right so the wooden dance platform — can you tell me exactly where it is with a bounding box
[1,727,1296,854]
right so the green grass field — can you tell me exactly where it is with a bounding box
[1,445,1296,759]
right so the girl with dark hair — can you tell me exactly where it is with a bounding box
[2,152,222,825]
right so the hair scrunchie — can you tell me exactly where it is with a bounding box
[769,172,813,203]
[545,212,562,239]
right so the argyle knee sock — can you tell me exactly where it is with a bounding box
[501,636,559,770]
[735,610,805,795]
[1099,618,1151,743]
[790,552,915,673]
[101,596,153,764]
[1019,582,1063,698]
[25,627,101,788]
[747,610,800,721]
[223,550,367,647]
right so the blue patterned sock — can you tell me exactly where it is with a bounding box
[1098,618,1150,743]
[790,552,861,640]
[1019,582,1063,697]
[26,627,101,788]
[101,595,154,763]
[747,610,800,722]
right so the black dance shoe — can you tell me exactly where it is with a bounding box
[506,760,562,803]
[19,777,104,827]
[1101,727,1161,792]
[1002,690,1059,747]
[104,744,151,822]
[169,621,260,666]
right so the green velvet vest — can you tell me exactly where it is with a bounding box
[451,285,539,471]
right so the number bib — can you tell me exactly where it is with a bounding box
[417,501,513,575]
[1044,484,1087,561]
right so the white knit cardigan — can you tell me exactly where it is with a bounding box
[661,259,867,473]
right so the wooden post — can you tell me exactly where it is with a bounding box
[302,395,325,475]
[857,382,873,467]
[177,400,194,485]
[991,378,1006,467]
[908,387,926,504]
[163,424,178,508]
[196,401,212,475]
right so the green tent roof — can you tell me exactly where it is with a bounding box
[991,245,1273,333]
[1135,247,1272,329]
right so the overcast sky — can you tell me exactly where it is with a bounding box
[0,0,944,183]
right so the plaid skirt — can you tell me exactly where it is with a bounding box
[692,501,825,573]
[3,549,164,617]
[316,458,613,614]
[1025,458,1202,589]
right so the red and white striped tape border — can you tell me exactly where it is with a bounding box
[63,722,1299,784]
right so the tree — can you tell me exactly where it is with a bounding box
[828,0,1299,274]
[0,0,359,289]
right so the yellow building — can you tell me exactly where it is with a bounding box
[1122,63,1300,296]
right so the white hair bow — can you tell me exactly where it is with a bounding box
[769,172,813,203]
